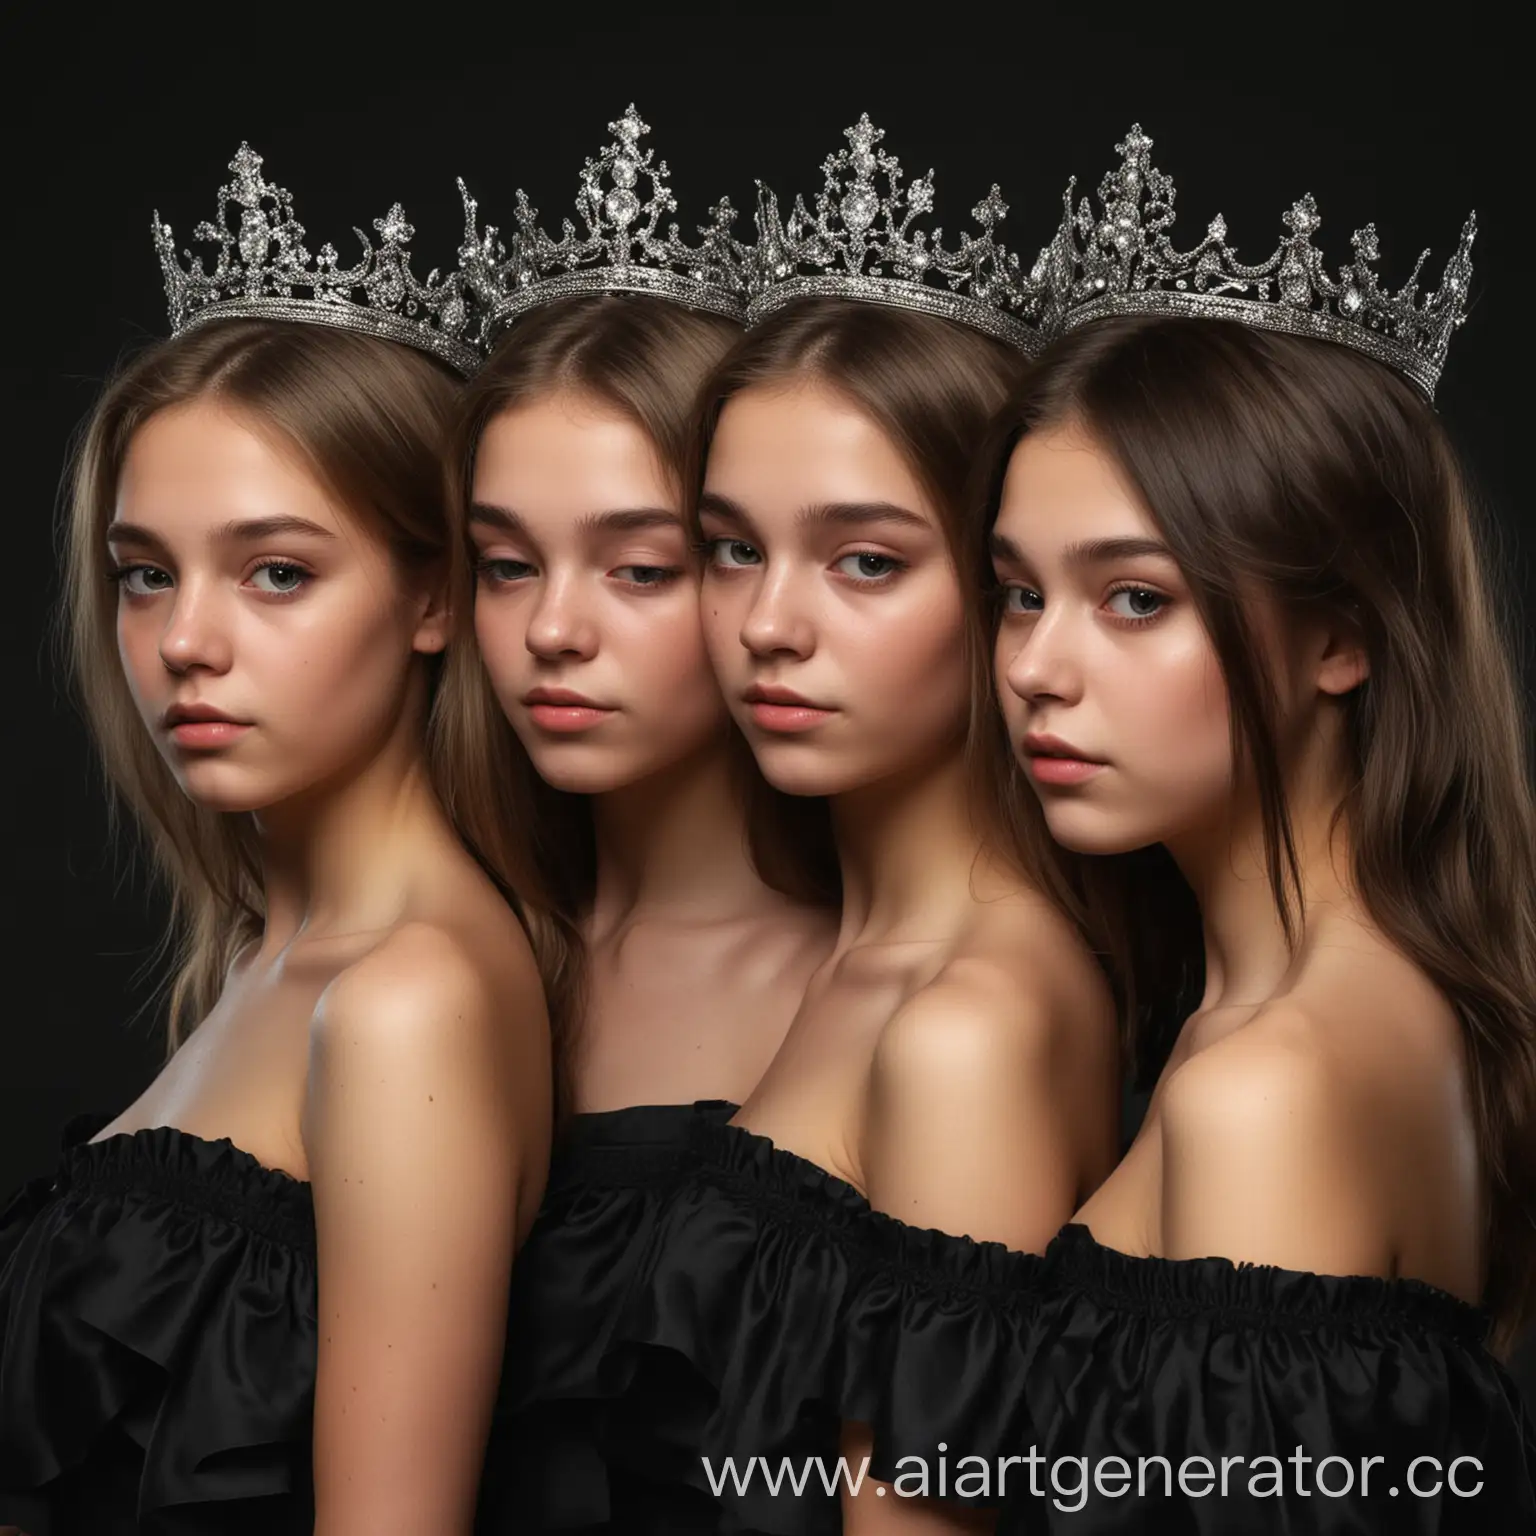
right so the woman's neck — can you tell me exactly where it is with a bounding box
[252,688,449,952]
[1166,728,1359,1017]
[588,737,777,934]
[830,744,996,949]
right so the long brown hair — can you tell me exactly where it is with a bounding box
[432,295,840,1118]
[983,314,1536,1347]
[64,319,463,1051]
[690,297,1084,920]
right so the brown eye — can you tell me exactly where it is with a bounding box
[116,565,174,595]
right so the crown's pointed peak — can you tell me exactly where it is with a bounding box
[745,117,1042,353]
[1045,123,1476,399]
[152,142,481,375]
[463,107,748,343]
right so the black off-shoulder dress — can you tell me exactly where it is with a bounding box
[987,1223,1536,1533]
[0,1115,317,1536]
[475,1099,741,1533]
[511,1102,1535,1534]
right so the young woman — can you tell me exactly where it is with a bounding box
[986,309,1536,1529]
[0,153,550,1536]
[584,284,1120,1532]
[435,288,840,1530]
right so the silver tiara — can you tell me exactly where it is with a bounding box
[459,104,747,345]
[153,144,482,376]
[1040,125,1475,399]
[746,114,1044,354]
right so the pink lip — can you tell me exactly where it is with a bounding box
[170,720,252,749]
[748,701,836,734]
[527,702,615,733]
[163,703,251,750]
[1020,732,1107,786]
[1025,754,1105,785]
[742,683,835,734]
[523,686,615,734]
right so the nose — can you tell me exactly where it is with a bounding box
[524,571,598,661]
[737,560,815,661]
[157,578,234,676]
[1000,600,1083,708]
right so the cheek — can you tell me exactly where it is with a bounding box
[260,586,418,734]
[473,591,526,693]
[699,577,750,674]
[116,606,162,708]
[1119,629,1232,783]
[856,581,968,709]
[627,593,717,703]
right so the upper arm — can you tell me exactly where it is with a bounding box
[1159,1029,1394,1276]
[862,968,1099,1254]
[303,925,546,1536]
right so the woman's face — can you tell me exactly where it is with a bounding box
[990,420,1234,855]
[698,381,969,798]
[469,392,725,794]
[111,398,445,815]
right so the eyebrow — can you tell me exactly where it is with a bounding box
[798,500,929,534]
[697,492,929,536]
[106,515,337,546]
[469,503,683,537]
[989,531,1174,566]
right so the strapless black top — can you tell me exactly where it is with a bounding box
[0,1114,317,1536]
[982,1222,1536,1533]
[475,1099,740,1533]
[532,1103,1536,1535]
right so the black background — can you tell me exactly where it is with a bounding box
[8,28,1529,1387]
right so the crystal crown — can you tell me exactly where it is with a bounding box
[745,114,1044,353]
[1039,124,1475,399]
[458,104,747,346]
[153,144,481,375]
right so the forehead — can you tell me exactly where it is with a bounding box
[703,381,935,525]
[995,422,1155,553]
[115,399,340,531]
[472,393,673,520]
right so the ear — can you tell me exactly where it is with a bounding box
[409,561,452,657]
[1313,609,1369,697]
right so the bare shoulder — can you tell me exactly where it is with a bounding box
[313,919,547,1070]
[1161,1008,1353,1148]
[874,925,1113,1096]
[883,880,1114,1064]
[861,904,1118,1247]
[1156,1005,1405,1272]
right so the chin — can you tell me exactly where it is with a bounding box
[170,762,295,814]
[522,744,629,795]
[1036,801,1158,857]
[525,734,708,796]
[748,741,874,799]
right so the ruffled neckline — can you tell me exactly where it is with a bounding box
[50,1110,315,1252]
[682,1110,1493,1337]
[1041,1221,1492,1344]
[692,1110,1043,1297]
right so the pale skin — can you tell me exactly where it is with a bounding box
[469,391,834,1112]
[699,382,1120,1534]
[991,418,1483,1302]
[96,398,552,1536]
